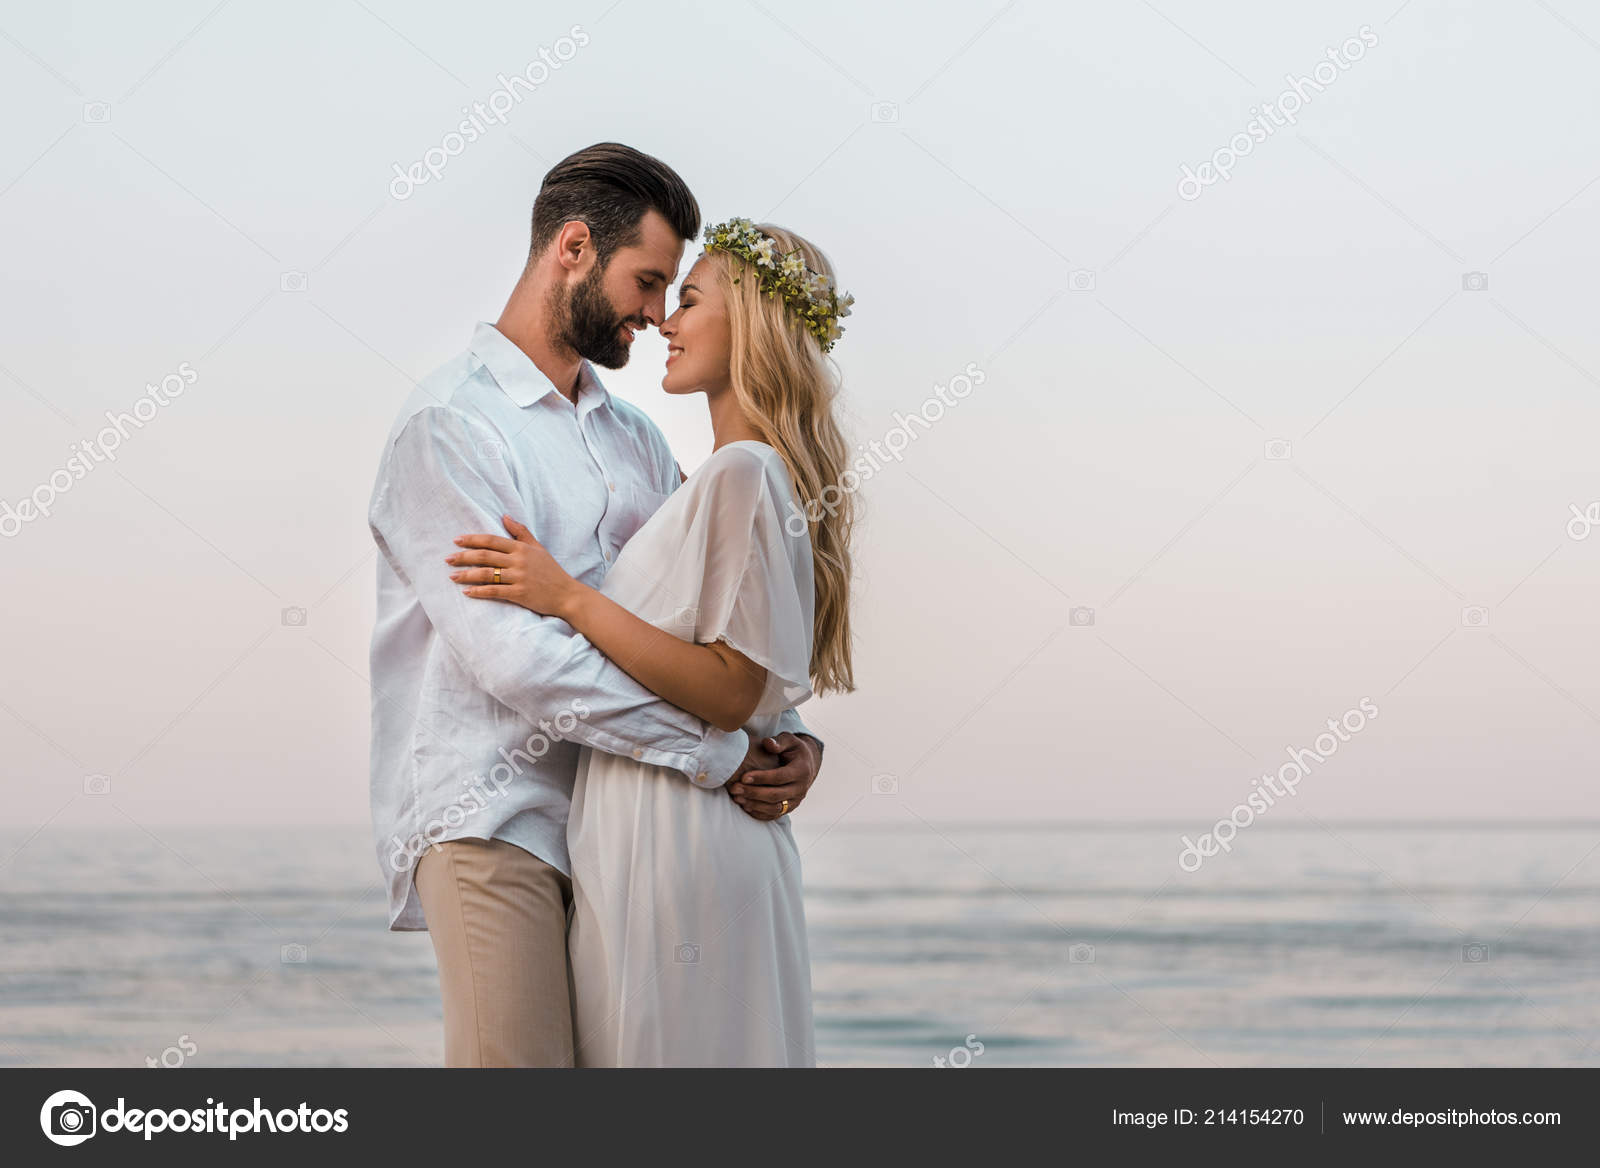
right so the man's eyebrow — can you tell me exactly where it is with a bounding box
[640,269,671,283]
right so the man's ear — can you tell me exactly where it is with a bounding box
[555,220,593,274]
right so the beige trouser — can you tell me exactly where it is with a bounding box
[413,836,576,1067]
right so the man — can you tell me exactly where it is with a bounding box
[368,142,824,1066]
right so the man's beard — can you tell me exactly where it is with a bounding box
[554,264,642,370]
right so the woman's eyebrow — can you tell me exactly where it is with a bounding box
[679,282,700,295]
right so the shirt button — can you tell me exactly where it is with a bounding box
[632,748,643,759]
[695,771,708,783]
[608,481,615,491]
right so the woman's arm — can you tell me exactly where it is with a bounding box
[448,516,765,733]
[562,588,764,733]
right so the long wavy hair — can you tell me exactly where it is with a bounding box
[704,223,855,695]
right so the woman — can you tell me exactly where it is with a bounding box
[445,219,855,1066]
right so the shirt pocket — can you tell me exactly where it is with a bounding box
[610,483,670,550]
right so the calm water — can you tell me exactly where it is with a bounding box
[3,823,1599,1067]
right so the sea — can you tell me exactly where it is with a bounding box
[4,823,1599,1068]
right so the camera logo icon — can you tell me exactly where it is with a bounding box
[279,271,308,293]
[1069,606,1095,627]
[1068,942,1096,964]
[1068,269,1096,292]
[1460,605,1489,628]
[870,773,898,795]
[477,440,505,460]
[83,773,111,796]
[280,943,308,964]
[1462,942,1491,964]
[1461,271,1489,292]
[82,102,111,124]
[281,606,307,627]
[1264,438,1292,460]
[869,101,899,123]
[40,1089,97,1146]
[674,942,700,964]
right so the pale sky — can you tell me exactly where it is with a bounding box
[3,0,1599,835]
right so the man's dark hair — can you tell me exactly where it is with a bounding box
[529,142,700,269]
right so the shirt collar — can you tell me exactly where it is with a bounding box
[469,321,611,414]
[572,356,612,419]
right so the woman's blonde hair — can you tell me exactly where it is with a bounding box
[704,222,855,694]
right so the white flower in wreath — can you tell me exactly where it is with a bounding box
[751,236,777,267]
[780,253,806,280]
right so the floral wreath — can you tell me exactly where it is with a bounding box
[701,217,854,353]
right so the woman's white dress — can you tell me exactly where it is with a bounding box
[566,440,817,1067]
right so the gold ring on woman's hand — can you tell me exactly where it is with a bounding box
[781,799,789,815]
[493,567,502,584]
